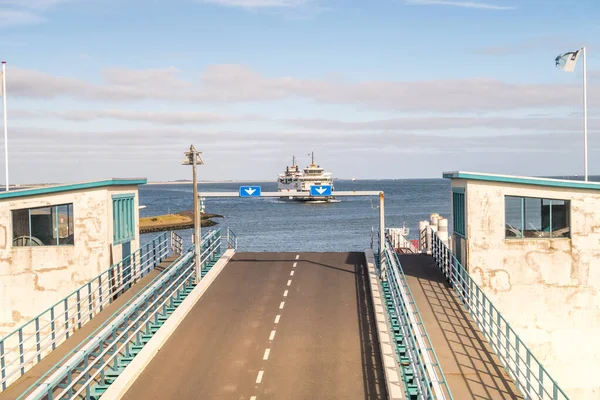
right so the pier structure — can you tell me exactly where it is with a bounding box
[0,175,580,400]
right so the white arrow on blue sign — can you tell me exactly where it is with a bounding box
[239,186,262,197]
[310,185,332,196]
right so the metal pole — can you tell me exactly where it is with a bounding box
[192,145,201,284]
[583,46,588,182]
[379,191,385,264]
[2,61,8,192]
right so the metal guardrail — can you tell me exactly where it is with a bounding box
[226,227,237,250]
[0,232,174,391]
[170,231,184,254]
[430,229,569,400]
[382,235,452,400]
[21,229,225,400]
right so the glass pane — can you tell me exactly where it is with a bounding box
[56,204,74,245]
[551,200,570,237]
[30,207,54,245]
[68,204,74,238]
[505,196,522,238]
[537,199,552,238]
[523,198,543,238]
[12,209,30,246]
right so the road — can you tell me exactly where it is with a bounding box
[123,252,387,400]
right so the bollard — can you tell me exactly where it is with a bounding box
[438,218,449,247]
[430,213,440,230]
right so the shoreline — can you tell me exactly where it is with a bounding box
[145,180,272,185]
[139,211,223,234]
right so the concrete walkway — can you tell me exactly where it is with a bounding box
[398,254,523,400]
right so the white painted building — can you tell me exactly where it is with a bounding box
[0,179,145,337]
[444,171,600,399]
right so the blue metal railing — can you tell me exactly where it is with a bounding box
[381,234,452,400]
[0,232,172,391]
[20,229,231,399]
[430,229,569,400]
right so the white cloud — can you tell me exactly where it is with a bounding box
[12,108,264,125]
[6,125,586,183]
[8,64,599,113]
[0,9,42,26]
[405,0,515,10]
[284,116,598,132]
[197,0,308,8]
[0,0,70,26]
[0,0,69,8]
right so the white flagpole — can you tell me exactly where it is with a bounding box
[2,61,7,191]
[583,47,588,181]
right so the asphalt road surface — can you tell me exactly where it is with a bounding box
[123,252,387,400]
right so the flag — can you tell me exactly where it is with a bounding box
[555,49,581,72]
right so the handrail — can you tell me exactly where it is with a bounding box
[21,229,223,399]
[170,231,184,254]
[430,229,570,400]
[382,235,452,400]
[226,227,237,250]
[0,232,172,391]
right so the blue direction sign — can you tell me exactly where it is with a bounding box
[310,185,332,197]
[239,186,261,197]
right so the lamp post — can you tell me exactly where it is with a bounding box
[182,145,204,284]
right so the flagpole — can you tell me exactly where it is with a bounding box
[583,47,588,182]
[2,61,7,192]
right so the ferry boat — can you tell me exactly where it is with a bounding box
[277,153,335,202]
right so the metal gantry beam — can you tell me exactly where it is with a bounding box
[199,191,382,197]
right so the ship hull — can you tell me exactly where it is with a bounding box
[279,193,334,203]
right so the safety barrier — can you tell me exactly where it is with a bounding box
[0,232,176,391]
[430,229,569,400]
[20,229,229,399]
[170,231,184,254]
[381,234,452,400]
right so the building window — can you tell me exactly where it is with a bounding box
[113,194,135,245]
[12,204,74,246]
[505,196,570,238]
[452,189,466,237]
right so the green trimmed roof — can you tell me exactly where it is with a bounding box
[0,178,147,200]
[443,171,600,191]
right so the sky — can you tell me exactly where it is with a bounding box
[0,0,599,183]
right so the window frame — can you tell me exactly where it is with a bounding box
[113,194,135,245]
[11,203,75,247]
[504,195,570,239]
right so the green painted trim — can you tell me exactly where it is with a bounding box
[111,193,135,200]
[443,171,600,191]
[113,195,135,245]
[0,179,146,200]
[452,187,465,193]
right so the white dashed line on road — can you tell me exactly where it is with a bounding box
[256,370,264,384]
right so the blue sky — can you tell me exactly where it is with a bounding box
[1,0,599,183]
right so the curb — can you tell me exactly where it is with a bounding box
[103,249,236,399]
[364,249,405,400]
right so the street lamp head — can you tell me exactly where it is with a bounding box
[182,147,205,166]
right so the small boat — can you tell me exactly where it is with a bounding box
[277,153,335,203]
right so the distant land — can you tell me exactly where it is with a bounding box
[4,175,600,190]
